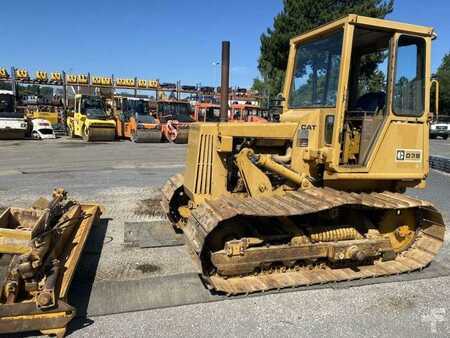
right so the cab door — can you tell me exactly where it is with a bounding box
[75,96,87,134]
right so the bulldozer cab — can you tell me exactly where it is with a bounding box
[282,15,433,178]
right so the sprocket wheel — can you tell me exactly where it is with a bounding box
[378,209,417,253]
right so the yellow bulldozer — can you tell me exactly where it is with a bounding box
[162,15,445,295]
[67,94,116,141]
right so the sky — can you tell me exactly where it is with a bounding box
[1,0,449,88]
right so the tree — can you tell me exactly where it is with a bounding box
[435,53,450,115]
[254,0,394,96]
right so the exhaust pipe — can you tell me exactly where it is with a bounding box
[220,41,230,122]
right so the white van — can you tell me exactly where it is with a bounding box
[31,119,56,139]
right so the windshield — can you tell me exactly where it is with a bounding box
[158,102,194,122]
[125,99,148,115]
[136,113,156,123]
[206,107,220,121]
[289,30,343,108]
[82,97,107,118]
[0,94,22,118]
[39,128,54,135]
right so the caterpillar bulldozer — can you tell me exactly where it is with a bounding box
[67,94,116,142]
[162,15,446,295]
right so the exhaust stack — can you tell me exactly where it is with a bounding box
[220,41,230,122]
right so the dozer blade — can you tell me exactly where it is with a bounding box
[162,178,445,295]
[58,204,102,299]
[84,127,115,142]
[0,193,102,337]
[0,301,75,337]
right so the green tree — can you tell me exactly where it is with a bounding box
[435,53,450,115]
[254,0,394,96]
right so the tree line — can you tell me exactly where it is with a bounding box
[254,0,450,116]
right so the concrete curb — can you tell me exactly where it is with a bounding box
[430,155,450,173]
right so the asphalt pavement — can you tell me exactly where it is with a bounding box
[430,138,450,158]
[0,136,449,338]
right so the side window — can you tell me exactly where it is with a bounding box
[324,115,334,144]
[393,35,425,117]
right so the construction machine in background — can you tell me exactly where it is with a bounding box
[155,99,195,143]
[162,15,445,295]
[194,102,268,123]
[193,102,221,122]
[229,102,268,122]
[66,94,116,142]
[113,96,161,143]
[0,189,102,337]
[0,90,27,139]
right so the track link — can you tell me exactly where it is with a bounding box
[162,176,445,295]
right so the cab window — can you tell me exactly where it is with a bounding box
[393,35,425,117]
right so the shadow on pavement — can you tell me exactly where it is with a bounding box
[66,217,110,335]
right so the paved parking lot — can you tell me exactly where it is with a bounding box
[430,138,450,158]
[1,136,449,337]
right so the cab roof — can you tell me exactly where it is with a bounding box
[290,14,435,45]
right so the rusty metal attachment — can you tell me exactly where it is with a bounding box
[0,189,102,337]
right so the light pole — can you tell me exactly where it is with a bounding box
[212,61,220,86]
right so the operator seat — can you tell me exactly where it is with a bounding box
[355,91,386,114]
[354,91,386,165]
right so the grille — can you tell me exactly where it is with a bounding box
[194,134,214,194]
[436,126,448,130]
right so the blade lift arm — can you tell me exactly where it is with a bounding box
[235,148,313,198]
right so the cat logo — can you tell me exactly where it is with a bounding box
[396,149,422,162]
[300,124,316,130]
